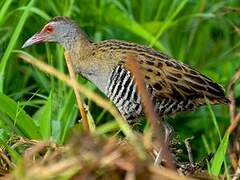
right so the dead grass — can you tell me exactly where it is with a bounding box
[227,68,240,179]
[1,132,196,180]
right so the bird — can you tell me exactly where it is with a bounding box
[22,16,229,125]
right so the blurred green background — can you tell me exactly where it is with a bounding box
[0,0,239,166]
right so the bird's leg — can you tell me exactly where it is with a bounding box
[184,136,195,167]
[164,121,174,143]
[153,118,175,166]
[159,118,174,143]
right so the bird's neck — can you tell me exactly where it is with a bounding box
[65,39,112,94]
[64,34,95,73]
[60,31,91,52]
[60,28,95,70]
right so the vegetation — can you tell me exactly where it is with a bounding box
[0,0,239,179]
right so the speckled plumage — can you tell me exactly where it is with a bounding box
[23,16,230,124]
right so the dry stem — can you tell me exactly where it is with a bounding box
[227,68,240,133]
[227,68,240,172]
[126,53,175,170]
[64,51,89,133]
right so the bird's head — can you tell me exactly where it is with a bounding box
[22,16,84,50]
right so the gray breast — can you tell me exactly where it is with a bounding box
[76,66,110,94]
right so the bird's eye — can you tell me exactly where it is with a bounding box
[45,25,54,33]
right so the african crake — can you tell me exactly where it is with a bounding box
[22,16,229,124]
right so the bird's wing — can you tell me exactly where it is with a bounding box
[95,39,228,105]
[128,54,229,105]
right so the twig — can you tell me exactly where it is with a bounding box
[64,51,89,133]
[126,53,175,170]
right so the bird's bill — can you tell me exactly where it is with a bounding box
[22,33,45,48]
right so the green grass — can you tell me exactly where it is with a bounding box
[0,0,36,92]
[0,93,41,139]
[0,0,239,177]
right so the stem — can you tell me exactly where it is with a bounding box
[64,51,90,133]
[126,53,175,170]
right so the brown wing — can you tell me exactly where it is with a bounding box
[137,55,229,106]
[96,39,229,106]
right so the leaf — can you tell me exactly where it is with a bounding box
[0,0,36,92]
[210,131,229,176]
[0,93,41,139]
[0,0,14,25]
[39,92,52,139]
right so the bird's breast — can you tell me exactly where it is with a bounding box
[83,71,110,94]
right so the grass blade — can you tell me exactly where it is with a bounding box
[0,0,36,92]
[0,93,41,139]
[0,0,13,25]
[39,92,52,140]
[60,107,77,144]
[149,0,188,47]
[206,98,221,140]
[106,5,169,53]
[210,131,229,176]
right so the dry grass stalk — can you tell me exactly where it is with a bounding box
[149,166,194,180]
[17,51,145,157]
[228,68,240,133]
[23,141,54,160]
[0,136,38,175]
[227,68,240,176]
[232,160,240,180]
[3,134,191,180]
[0,148,15,172]
[64,51,90,133]
[126,53,175,170]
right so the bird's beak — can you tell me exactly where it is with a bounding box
[22,33,46,48]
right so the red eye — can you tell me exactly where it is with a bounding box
[45,25,54,33]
